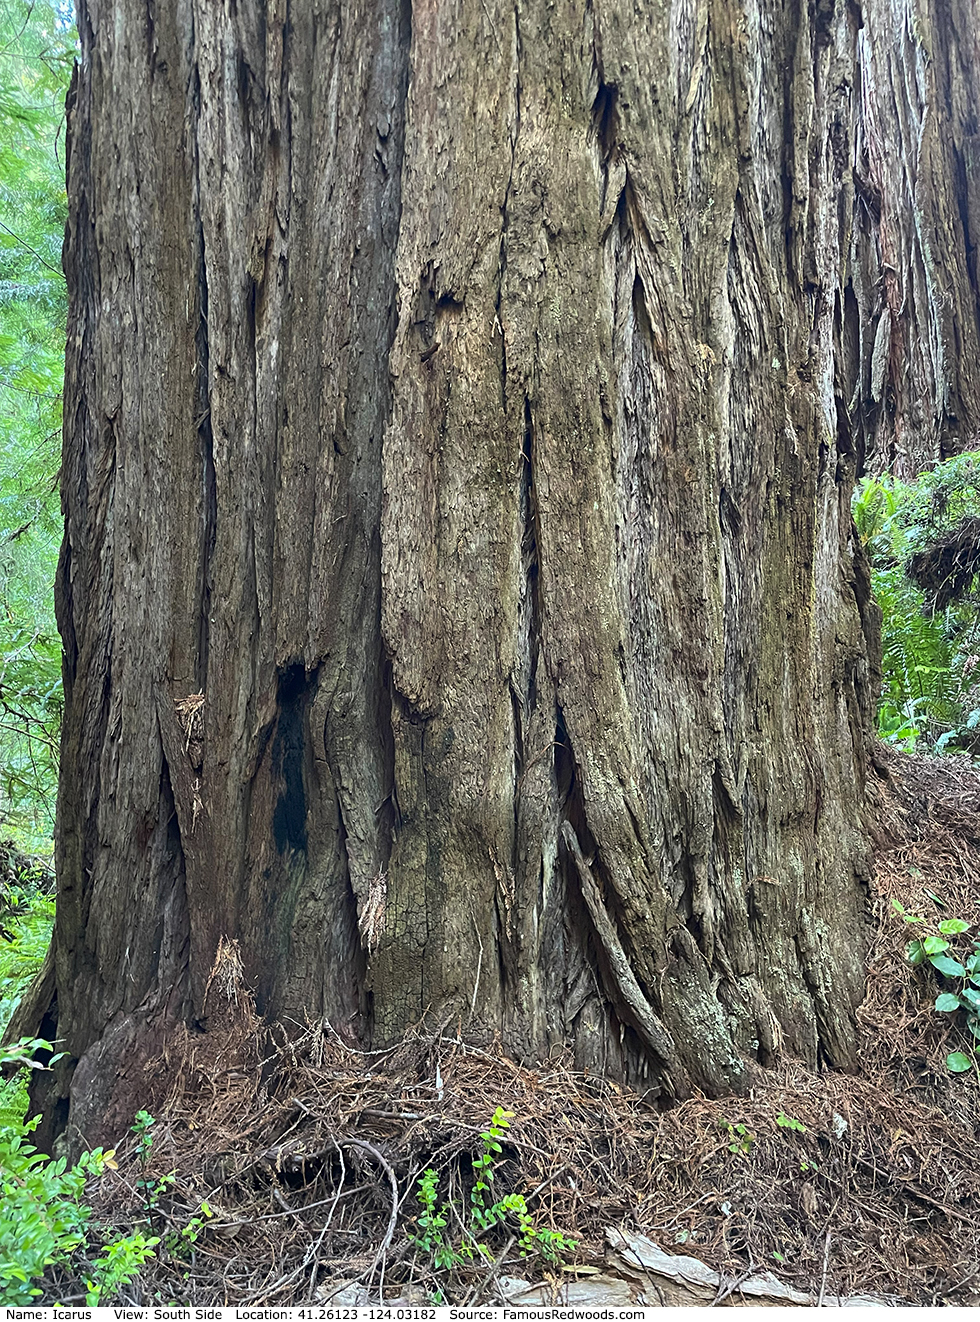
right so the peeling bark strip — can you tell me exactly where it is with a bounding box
[42,0,976,1137]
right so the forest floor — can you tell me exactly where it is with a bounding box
[45,746,980,1308]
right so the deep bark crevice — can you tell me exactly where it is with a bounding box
[560,820,688,1098]
[554,703,687,1095]
[188,0,215,691]
[272,663,313,858]
[590,78,619,164]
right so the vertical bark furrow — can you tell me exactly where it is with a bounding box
[561,821,688,1096]
[852,0,980,473]
[187,21,216,696]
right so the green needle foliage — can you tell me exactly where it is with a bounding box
[0,0,75,850]
[854,456,980,754]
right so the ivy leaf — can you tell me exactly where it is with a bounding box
[929,954,967,977]
[934,992,961,1012]
[938,919,970,935]
[946,1052,974,1074]
[923,935,950,954]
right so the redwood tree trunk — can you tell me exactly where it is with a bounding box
[34,0,978,1140]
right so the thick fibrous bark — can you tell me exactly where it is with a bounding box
[35,0,977,1139]
[852,0,980,476]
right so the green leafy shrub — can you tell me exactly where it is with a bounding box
[0,1036,158,1304]
[892,900,980,1074]
[83,1231,159,1306]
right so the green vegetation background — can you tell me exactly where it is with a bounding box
[854,457,980,754]
[1,0,71,1053]
[0,0,72,856]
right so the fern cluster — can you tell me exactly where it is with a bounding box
[854,456,980,752]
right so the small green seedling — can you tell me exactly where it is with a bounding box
[412,1168,459,1270]
[894,901,980,1075]
[165,1200,213,1261]
[131,1110,177,1213]
[470,1106,513,1231]
[409,1107,576,1274]
[719,1118,755,1157]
